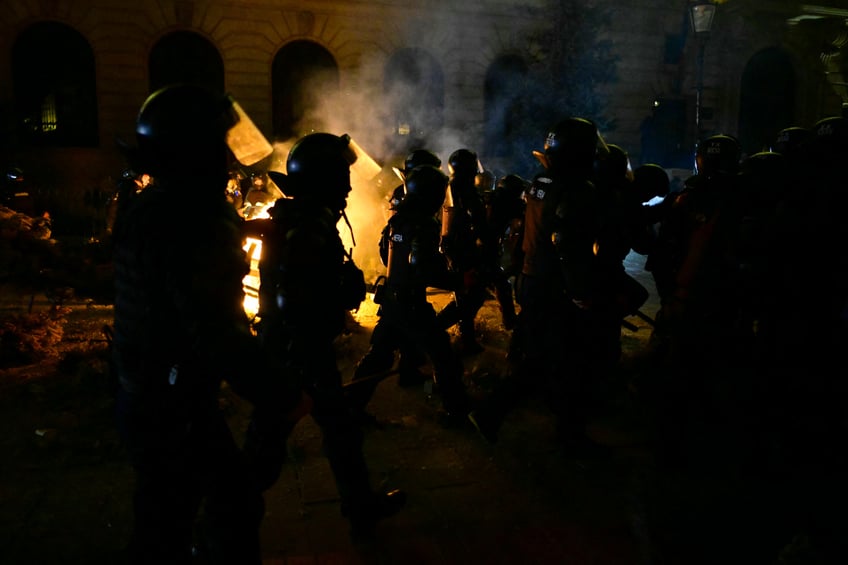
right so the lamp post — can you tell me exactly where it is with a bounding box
[690,1,716,143]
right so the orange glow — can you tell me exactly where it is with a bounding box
[241,137,390,318]
[242,237,263,319]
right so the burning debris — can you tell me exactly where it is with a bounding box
[0,205,52,242]
[237,136,396,320]
[0,205,55,283]
[0,305,68,368]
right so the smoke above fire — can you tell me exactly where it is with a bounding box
[264,137,396,286]
[256,0,621,284]
[263,54,480,286]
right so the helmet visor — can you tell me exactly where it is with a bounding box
[226,97,274,166]
[344,135,382,181]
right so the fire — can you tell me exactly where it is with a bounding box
[240,186,275,321]
[239,136,392,319]
[242,236,263,319]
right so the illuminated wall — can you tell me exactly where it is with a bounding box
[0,0,843,232]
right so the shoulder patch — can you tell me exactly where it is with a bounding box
[527,177,553,201]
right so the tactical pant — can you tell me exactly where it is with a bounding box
[116,385,264,565]
[436,279,489,344]
[306,347,376,520]
[349,297,470,416]
[512,273,610,443]
[493,270,519,330]
[246,337,377,523]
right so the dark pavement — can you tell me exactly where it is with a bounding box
[254,281,652,564]
[248,253,848,564]
[2,253,846,564]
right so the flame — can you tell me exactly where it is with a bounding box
[239,136,390,319]
[242,236,263,319]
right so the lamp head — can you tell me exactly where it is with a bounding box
[690,1,716,37]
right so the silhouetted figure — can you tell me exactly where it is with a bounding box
[379,149,443,387]
[768,117,848,470]
[470,118,611,457]
[437,148,491,353]
[486,173,529,332]
[348,164,472,427]
[592,144,650,364]
[631,163,672,247]
[112,84,308,565]
[254,133,406,543]
[646,134,755,467]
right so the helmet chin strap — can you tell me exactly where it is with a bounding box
[341,209,356,250]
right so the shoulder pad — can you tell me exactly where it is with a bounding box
[527,176,553,200]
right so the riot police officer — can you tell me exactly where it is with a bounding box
[348,164,472,427]
[645,133,752,466]
[258,132,405,543]
[486,173,529,331]
[471,118,610,454]
[592,143,650,364]
[648,134,742,330]
[772,117,848,469]
[112,83,309,565]
[437,148,491,353]
[630,162,672,258]
[380,148,443,388]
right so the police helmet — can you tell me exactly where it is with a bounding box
[283,132,357,200]
[694,134,741,178]
[595,143,631,181]
[771,126,810,159]
[388,185,405,210]
[809,116,848,158]
[135,83,235,178]
[474,170,496,196]
[739,150,785,176]
[493,174,528,210]
[632,164,670,202]
[447,149,480,179]
[403,149,441,173]
[403,164,448,217]
[543,117,599,172]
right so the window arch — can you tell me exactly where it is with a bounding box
[11,21,98,147]
[272,41,339,141]
[738,47,795,156]
[483,54,527,158]
[149,31,224,93]
[383,48,444,157]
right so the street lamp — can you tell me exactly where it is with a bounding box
[690,1,716,143]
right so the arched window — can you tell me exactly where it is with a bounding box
[149,31,224,93]
[738,47,795,156]
[11,21,98,147]
[272,41,339,141]
[383,48,444,157]
[483,55,527,158]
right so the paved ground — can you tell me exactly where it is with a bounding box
[1,253,846,564]
[253,253,660,564]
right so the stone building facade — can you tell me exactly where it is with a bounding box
[0,0,845,233]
